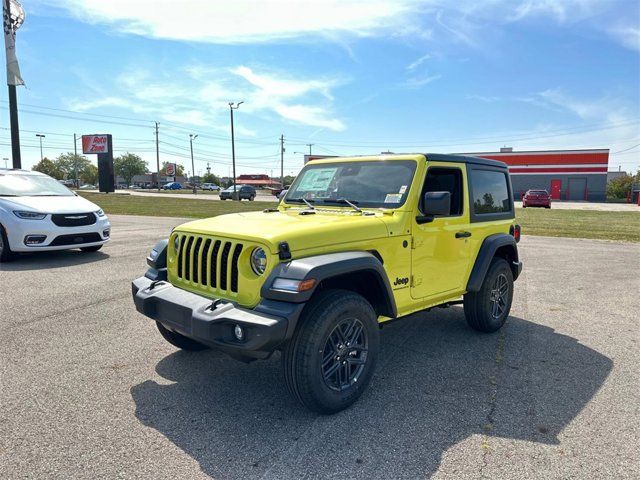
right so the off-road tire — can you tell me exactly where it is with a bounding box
[0,224,15,263]
[249,195,255,201]
[156,321,209,351]
[464,257,513,333]
[80,245,103,252]
[282,289,379,414]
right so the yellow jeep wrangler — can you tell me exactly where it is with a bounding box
[132,154,522,413]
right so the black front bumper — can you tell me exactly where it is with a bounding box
[132,276,303,361]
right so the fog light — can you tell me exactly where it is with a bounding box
[24,235,46,245]
[234,324,244,341]
[103,229,110,238]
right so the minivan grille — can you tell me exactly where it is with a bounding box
[175,234,244,294]
[51,213,97,227]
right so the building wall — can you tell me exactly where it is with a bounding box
[468,149,609,202]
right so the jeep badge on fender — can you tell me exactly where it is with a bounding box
[132,153,522,414]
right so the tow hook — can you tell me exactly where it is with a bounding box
[207,299,225,311]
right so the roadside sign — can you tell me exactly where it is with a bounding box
[166,163,176,176]
[82,135,110,154]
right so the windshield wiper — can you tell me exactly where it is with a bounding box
[287,197,315,209]
[323,198,361,212]
[0,194,19,197]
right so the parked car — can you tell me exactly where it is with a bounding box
[162,182,183,190]
[132,153,522,413]
[0,169,110,262]
[78,184,96,190]
[201,183,221,191]
[277,188,288,200]
[219,185,256,200]
[522,189,551,208]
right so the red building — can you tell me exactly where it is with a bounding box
[467,148,609,201]
[236,174,282,188]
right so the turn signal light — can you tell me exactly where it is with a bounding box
[510,224,521,243]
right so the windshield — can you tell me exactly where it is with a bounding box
[0,174,75,197]
[529,190,548,195]
[285,160,417,208]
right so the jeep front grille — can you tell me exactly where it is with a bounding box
[175,234,244,294]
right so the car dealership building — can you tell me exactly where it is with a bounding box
[467,148,610,201]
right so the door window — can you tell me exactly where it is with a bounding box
[420,167,463,216]
[470,170,511,215]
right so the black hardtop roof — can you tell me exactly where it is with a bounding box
[421,153,508,169]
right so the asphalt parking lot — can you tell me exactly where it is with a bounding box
[1,215,639,479]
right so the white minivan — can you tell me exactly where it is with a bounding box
[0,169,111,262]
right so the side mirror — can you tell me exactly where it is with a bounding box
[416,191,451,224]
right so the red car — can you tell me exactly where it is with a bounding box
[522,189,551,208]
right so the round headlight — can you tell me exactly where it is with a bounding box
[173,235,180,252]
[250,248,267,275]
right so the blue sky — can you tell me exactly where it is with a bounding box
[4,0,640,177]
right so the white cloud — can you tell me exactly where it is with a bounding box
[406,53,431,71]
[607,24,640,52]
[47,0,417,44]
[405,73,441,88]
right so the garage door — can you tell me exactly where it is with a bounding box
[568,178,587,200]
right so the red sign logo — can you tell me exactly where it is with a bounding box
[82,135,109,154]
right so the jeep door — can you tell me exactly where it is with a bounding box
[411,162,472,300]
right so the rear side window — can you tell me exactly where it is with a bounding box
[470,169,512,215]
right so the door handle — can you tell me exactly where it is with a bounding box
[455,231,472,238]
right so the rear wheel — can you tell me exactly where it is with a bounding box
[282,289,379,414]
[156,322,209,351]
[80,245,102,252]
[0,224,15,262]
[464,257,513,333]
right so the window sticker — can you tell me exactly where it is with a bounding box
[399,185,407,194]
[297,168,337,191]
[384,193,402,203]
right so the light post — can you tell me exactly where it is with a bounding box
[35,134,45,162]
[2,157,8,169]
[189,134,198,194]
[229,101,243,200]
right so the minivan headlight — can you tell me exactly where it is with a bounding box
[95,209,105,217]
[250,247,267,275]
[14,211,46,220]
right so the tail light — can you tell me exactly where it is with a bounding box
[509,224,521,243]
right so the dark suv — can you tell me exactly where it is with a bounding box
[219,185,256,201]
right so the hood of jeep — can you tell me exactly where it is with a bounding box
[175,210,389,253]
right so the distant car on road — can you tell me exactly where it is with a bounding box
[79,184,96,190]
[162,182,183,190]
[0,169,110,262]
[522,189,551,208]
[201,183,220,191]
[219,185,256,201]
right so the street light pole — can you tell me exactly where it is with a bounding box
[35,134,45,162]
[229,101,243,200]
[189,133,198,194]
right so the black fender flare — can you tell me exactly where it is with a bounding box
[261,251,397,317]
[466,234,521,292]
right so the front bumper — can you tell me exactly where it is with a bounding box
[132,276,303,361]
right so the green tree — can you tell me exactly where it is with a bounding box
[283,175,296,187]
[607,174,634,199]
[160,161,184,176]
[53,153,92,182]
[202,172,220,185]
[114,153,148,186]
[81,164,99,185]
[32,157,62,179]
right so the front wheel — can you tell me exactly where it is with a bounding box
[0,224,15,262]
[249,195,255,201]
[282,289,379,414]
[463,257,514,333]
[156,322,209,351]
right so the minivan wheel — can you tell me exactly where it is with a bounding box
[282,289,379,414]
[463,257,514,333]
[156,322,209,351]
[0,224,15,262]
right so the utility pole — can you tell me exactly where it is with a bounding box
[73,133,79,187]
[306,143,313,155]
[35,134,45,162]
[229,101,243,200]
[280,134,285,189]
[189,134,198,194]
[2,157,8,169]
[155,122,160,190]
[206,162,211,176]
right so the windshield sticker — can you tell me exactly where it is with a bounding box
[384,193,402,203]
[399,185,407,194]
[297,168,337,191]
